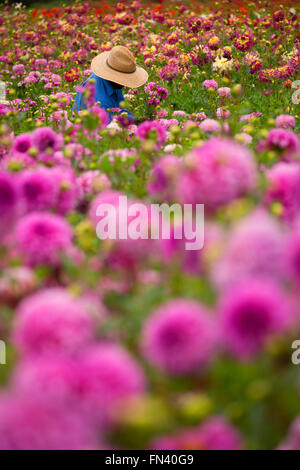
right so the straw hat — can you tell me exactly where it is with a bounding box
[91,46,148,88]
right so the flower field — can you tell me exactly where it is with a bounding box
[0,0,300,450]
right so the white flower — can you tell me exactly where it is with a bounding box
[212,57,234,73]
[123,94,134,101]
[164,144,182,153]
[0,82,9,104]
[106,120,121,131]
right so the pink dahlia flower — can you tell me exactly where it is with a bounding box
[199,118,221,133]
[31,126,62,153]
[13,288,95,356]
[203,79,218,90]
[18,168,58,213]
[50,166,77,215]
[266,128,300,158]
[151,416,243,450]
[79,344,146,424]
[12,64,25,76]
[0,394,96,450]
[212,209,284,289]
[12,133,32,155]
[15,212,73,267]
[147,154,181,200]
[217,87,231,98]
[266,162,300,221]
[136,121,167,150]
[0,171,20,237]
[275,114,296,129]
[285,223,300,287]
[176,137,257,211]
[219,279,290,359]
[141,299,217,375]
[160,64,179,81]
[190,45,212,66]
[12,356,81,408]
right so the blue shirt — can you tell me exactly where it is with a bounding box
[72,73,134,123]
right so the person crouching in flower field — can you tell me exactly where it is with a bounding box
[73,46,148,123]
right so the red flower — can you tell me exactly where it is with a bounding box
[64,68,80,83]
[41,9,54,18]
[32,8,39,20]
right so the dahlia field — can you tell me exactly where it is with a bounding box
[0,0,300,451]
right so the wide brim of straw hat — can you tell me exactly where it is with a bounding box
[91,51,148,88]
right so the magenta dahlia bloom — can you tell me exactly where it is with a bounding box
[0,171,19,236]
[212,210,285,289]
[234,30,254,52]
[258,68,274,83]
[89,189,149,244]
[136,121,167,150]
[18,168,58,213]
[89,105,109,129]
[141,299,217,375]
[157,220,202,273]
[89,189,155,272]
[190,45,212,66]
[266,128,300,158]
[15,212,73,267]
[0,394,96,450]
[176,137,257,211]
[289,54,300,70]
[31,126,62,153]
[151,416,243,450]
[50,167,77,215]
[266,162,300,221]
[89,189,126,231]
[12,133,32,155]
[219,279,290,359]
[144,82,159,96]
[12,356,81,408]
[12,64,25,76]
[160,64,179,81]
[79,344,146,424]
[273,9,284,21]
[147,154,181,200]
[274,65,295,80]
[285,223,300,286]
[275,115,296,128]
[13,288,94,356]
[249,59,262,74]
[203,79,218,90]
[157,87,169,99]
